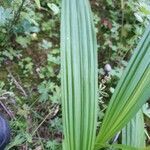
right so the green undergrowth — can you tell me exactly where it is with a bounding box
[0,0,149,149]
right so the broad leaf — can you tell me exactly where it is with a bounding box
[61,0,98,150]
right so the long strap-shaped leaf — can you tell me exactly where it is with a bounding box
[61,0,98,150]
[122,110,145,148]
[95,25,150,149]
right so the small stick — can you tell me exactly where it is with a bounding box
[7,70,28,97]
[0,101,15,118]
[32,111,51,136]
[32,104,59,136]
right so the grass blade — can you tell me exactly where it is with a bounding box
[61,0,98,150]
[95,25,150,149]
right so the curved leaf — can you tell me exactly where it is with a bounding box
[95,25,150,149]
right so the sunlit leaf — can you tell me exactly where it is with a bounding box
[48,3,59,15]
[34,0,41,9]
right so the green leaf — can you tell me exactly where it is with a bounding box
[95,25,150,149]
[134,13,143,23]
[6,134,25,150]
[47,3,59,15]
[40,39,52,50]
[101,143,140,150]
[122,110,145,148]
[38,82,50,102]
[25,133,33,143]
[140,7,150,15]
[34,0,41,9]
[143,103,150,118]
[100,143,150,150]
[61,0,98,150]
[16,36,31,48]
[0,6,13,26]
[48,54,60,64]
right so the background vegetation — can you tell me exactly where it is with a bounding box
[0,0,150,149]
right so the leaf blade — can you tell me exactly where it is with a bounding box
[122,110,145,148]
[61,0,98,150]
[95,25,150,149]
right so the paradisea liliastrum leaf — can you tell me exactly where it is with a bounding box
[122,110,145,148]
[61,0,98,150]
[95,25,150,149]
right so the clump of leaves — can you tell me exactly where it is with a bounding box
[19,57,33,76]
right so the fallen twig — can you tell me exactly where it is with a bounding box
[7,70,28,98]
[0,101,15,119]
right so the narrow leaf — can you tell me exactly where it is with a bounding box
[95,25,150,149]
[122,110,145,148]
[102,143,140,150]
[61,0,98,150]
[100,143,150,150]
